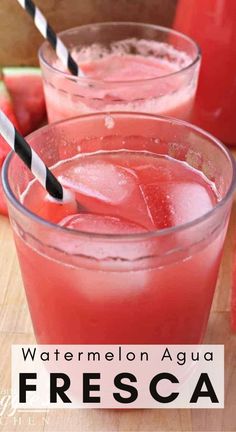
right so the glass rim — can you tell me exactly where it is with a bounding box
[2,112,236,241]
[38,21,201,86]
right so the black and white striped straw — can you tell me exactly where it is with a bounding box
[16,0,83,77]
[0,110,64,201]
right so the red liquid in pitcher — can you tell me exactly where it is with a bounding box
[174,0,236,145]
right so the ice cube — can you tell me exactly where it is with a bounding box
[59,213,147,234]
[169,183,214,225]
[59,160,155,229]
[141,182,215,229]
[60,161,134,204]
[133,156,199,185]
[140,183,174,229]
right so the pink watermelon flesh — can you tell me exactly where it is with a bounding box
[0,79,21,216]
[3,68,47,136]
[0,80,21,154]
[0,68,47,216]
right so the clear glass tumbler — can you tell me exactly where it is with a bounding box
[2,113,235,345]
[39,22,201,122]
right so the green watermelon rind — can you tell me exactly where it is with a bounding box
[2,67,42,77]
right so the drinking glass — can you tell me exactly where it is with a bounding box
[2,112,235,344]
[39,23,201,122]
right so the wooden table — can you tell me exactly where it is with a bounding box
[0,199,236,432]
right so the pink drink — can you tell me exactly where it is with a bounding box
[39,23,201,122]
[174,0,236,146]
[18,150,220,344]
[3,114,234,345]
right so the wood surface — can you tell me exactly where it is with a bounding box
[0,176,235,431]
[0,0,177,66]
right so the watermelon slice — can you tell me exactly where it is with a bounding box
[0,78,21,215]
[0,68,47,216]
[0,79,20,153]
[3,67,47,136]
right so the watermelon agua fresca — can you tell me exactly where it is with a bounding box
[0,68,47,215]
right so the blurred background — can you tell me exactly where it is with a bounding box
[0,0,177,66]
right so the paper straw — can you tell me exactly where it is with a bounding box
[16,0,83,77]
[0,109,64,200]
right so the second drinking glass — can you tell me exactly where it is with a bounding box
[39,22,201,122]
